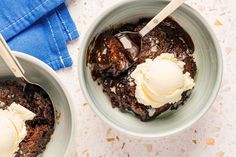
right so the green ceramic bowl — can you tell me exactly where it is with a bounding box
[0,52,75,156]
[78,0,223,137]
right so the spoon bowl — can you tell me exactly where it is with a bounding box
[115,31,141,61]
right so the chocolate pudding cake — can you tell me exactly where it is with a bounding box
[0,81,55,157]
[88,17,197,121]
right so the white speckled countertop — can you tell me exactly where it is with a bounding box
[58,0,236,156]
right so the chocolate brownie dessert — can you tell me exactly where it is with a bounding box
[88,17,197,121]
[0,81,55,157]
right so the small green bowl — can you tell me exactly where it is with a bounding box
[0,52,75,156]
[78,0,223,137]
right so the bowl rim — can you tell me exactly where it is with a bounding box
[13,51,76,156]
[78,0,223,138]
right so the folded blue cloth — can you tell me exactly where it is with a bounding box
[0,0,79,70]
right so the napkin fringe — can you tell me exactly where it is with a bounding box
[57,11,73,41]
[46,18,66,68]
[56,3,79,42]
[47,56,72,70]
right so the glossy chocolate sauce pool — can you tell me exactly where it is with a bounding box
[87,17,197,121]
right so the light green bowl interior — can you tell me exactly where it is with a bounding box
[0,52,74,156]
[79,0,222,137]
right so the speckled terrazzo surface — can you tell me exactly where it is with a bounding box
[59,0,236,156]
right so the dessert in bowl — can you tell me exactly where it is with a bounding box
[0,52,74,156]
[79,0,222,137]
[0,81,54,157]
[88,17,196,121]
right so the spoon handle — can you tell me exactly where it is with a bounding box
[139,0,186,37]
[0,35,25,78]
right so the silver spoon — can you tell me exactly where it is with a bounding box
[115,0,186,61]
[0,35,47,96]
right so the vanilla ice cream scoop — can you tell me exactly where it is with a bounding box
[0,117,18,157]
[0,102,35,157]
[131,53,195,108]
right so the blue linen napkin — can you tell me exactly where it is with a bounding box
[0,0,79,70]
